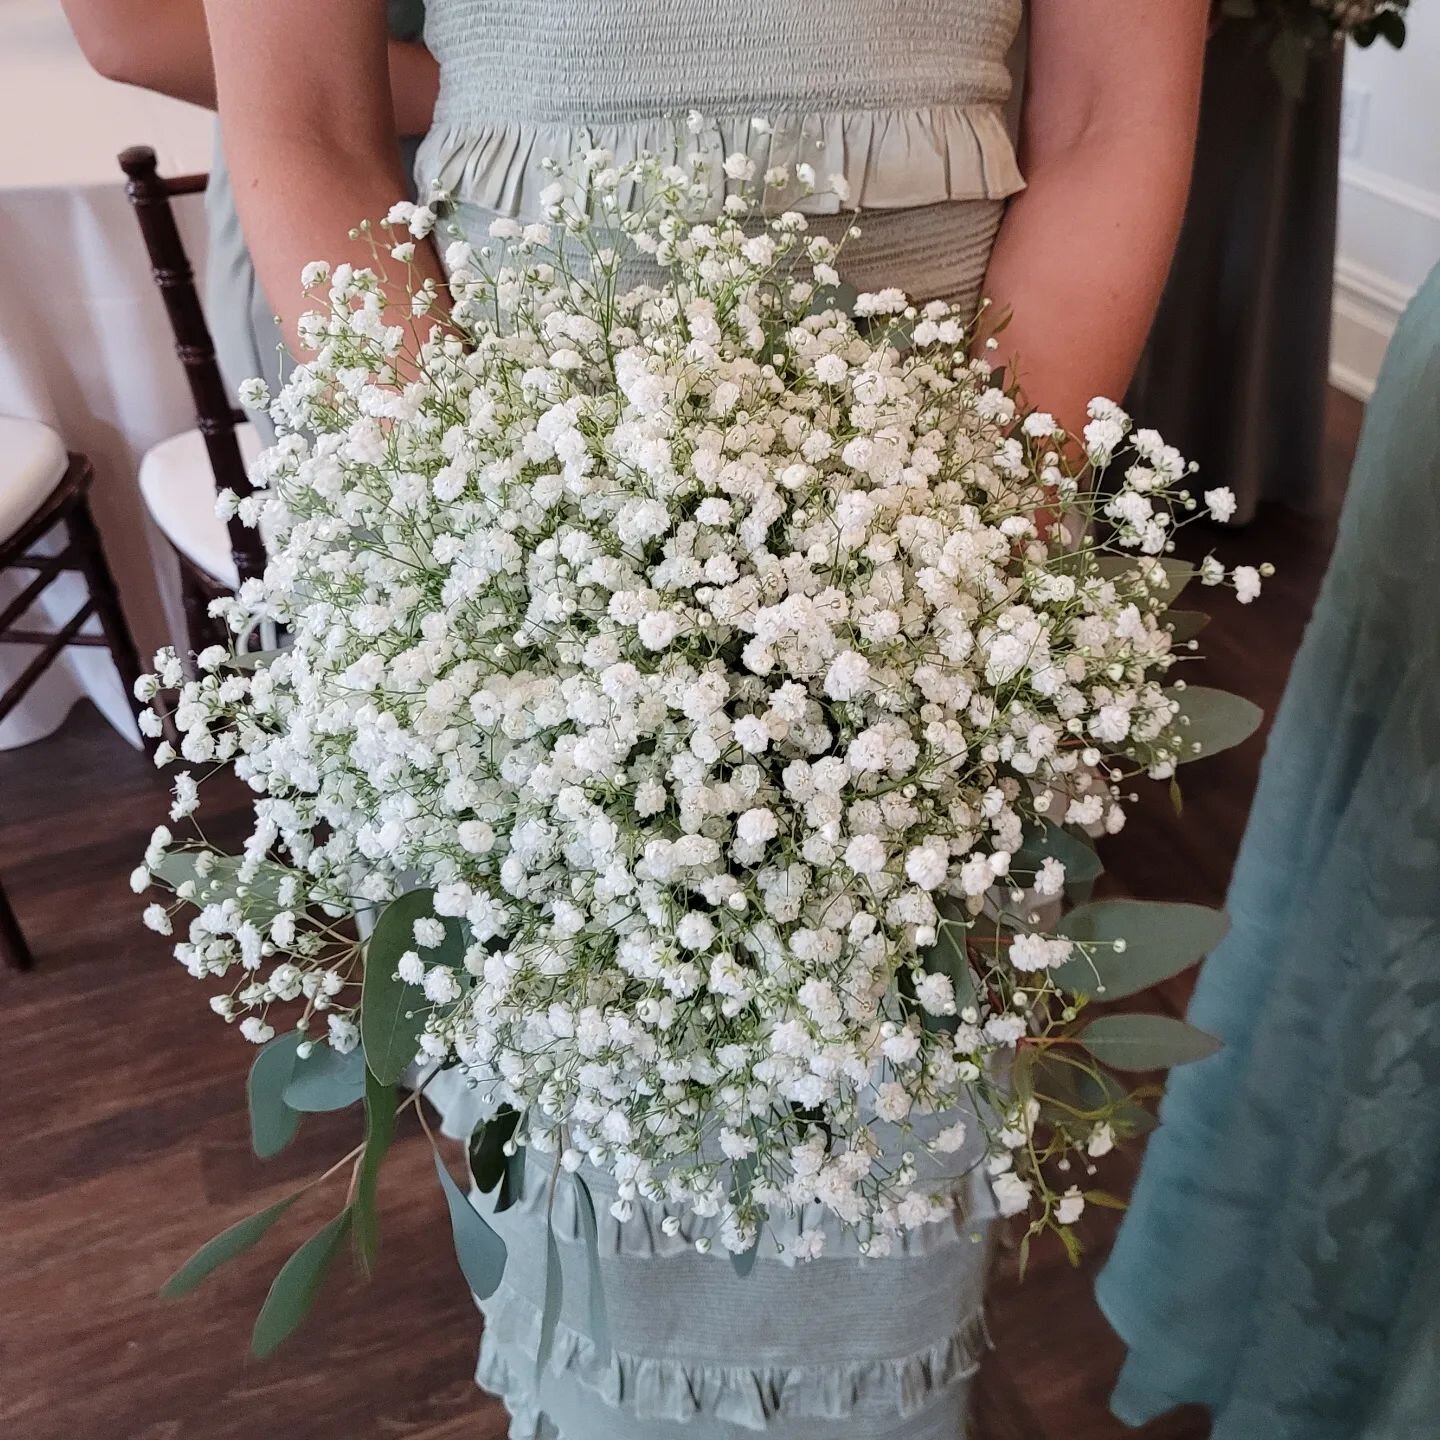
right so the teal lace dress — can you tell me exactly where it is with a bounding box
[1096,261,1440,1440]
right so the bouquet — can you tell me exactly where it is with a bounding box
[1221,0,1411,95]
[137,137,1266,1358]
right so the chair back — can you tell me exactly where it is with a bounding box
[118,145,266,588]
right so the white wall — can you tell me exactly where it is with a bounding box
[1332,8,1440,397]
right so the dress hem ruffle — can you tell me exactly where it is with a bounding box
[475,1278,988,1436]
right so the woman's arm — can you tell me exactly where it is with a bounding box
[981,0,1210,436]
[60,0,439,136]
[201,0,447,348]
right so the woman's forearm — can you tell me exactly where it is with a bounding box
[982,0,1208,441]
[62,0,215,108]
[205,0,445,349]
[980,123,1198,437]
[224,138,447,349]
[63,0,437,138]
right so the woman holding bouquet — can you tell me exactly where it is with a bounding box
[198,2,1209,1435]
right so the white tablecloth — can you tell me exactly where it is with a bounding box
[0,0,216,748]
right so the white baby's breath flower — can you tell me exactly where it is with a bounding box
[239,1016,275,1044]
[237,377,270,410]
[140,137,1256,1252]
[1087,1123,1116,1158]
[1233,565,1263,604]
[1204,486,1238,523]
[992,1171,1033,1217]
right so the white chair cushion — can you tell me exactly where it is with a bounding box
[138,422,262,590]
[0,415,68,545]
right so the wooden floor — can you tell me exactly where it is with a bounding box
[0,393,1363,1440]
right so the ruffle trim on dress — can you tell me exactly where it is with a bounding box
[475,1279,988,1436]
[486,1151,997,1268]
[416,105,1025,225]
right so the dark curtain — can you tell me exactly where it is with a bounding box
[1128,23,1345,524]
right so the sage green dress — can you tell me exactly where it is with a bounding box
[414,3,1027,1436]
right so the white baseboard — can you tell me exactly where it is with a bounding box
[1330,256,1416,399]
[1333,161,1440,398]
[1340,162,1440,228]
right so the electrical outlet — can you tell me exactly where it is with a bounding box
[1340,86,1370,159]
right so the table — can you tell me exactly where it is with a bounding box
[0,0,216,748]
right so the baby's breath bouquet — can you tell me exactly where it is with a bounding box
[1222,0,1410,95]
[138,140,1266,1359]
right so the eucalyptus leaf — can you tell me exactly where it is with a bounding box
[1095,555,1194,607]
[247,1032,304,1159]
[497,1144,527,1214]
[1165,609,1211,644]
[728,1153,762,1280]
[1085,1190,1130,1210]
[353,1070,397,1273]
[361,888,467,1086]
[1058,1226,1082,1267]
[536,1211,564,1379]
[433,1150,507,1299]
[468,1105,521,1195]
[1010,820,1104,886]
[571,1173,611,1360]
[1032,1054,1157,1138]
[810,279,859,318]
[730,1237,761,1279]
[919,897,977,1014]
[1054,900,1229,1000]
[152,850,291,921]
[161,1194,298,1298]
[225,647,286,671]
[283,1042,366,1113]
[251,1209,351,1359]
[1166,685,1264,764]
[1078,1013,1222,1072]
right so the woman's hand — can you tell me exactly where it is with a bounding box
[980,0,1210,440]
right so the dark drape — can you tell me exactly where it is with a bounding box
[1128,24,1345,524]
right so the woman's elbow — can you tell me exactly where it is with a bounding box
[68,22,156,90]
[63,0,210,100]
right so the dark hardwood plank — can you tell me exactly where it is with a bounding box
[0,390,1364,1439]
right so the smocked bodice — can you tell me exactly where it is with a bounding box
[415,0,1025,315]
[425,0,1020,125]
[418,0,1024,218]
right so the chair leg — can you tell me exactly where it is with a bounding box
[66,490,147,726]
[0,875,35,972]
[179,562,218,667]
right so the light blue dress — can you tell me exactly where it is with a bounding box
[1096,261,1440,1439]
